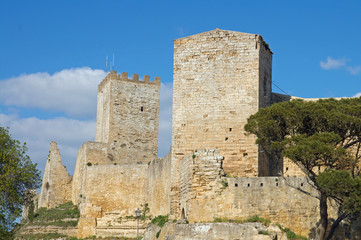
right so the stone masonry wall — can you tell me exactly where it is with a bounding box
[76,164,148,238]
[38,141,72,209]
[147,152,172,216]
[95,71,160,165]
[179,149,225,220]
[71,141,108,205]
[171,29,272,218]
[178,149,341,238]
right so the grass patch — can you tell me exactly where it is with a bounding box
[18,233,67,240]
[151,215,169,228]
[24,201,80,228]
[213,215,270,226]
[44,220,78,227]
[277,224,308,240]
[221,179,228,188]
[246,215,270,226]
[258,230,270,235]
[34,201,80,222]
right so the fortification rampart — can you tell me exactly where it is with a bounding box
[178,149,340,238]
[98,71,160,91]
[72,141,108,205]
[147,152,172,216]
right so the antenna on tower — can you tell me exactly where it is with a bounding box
[106,55,108,73]
[113,53,115,71]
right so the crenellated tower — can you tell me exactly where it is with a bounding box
[95,71,161,164]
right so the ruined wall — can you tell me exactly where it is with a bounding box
[171,29,272,217]
[147,152,172,216]
[179,149,225,220]
[38,141,72,209]
[95,71,160,165]
[71,141,150,238]
[178,149,340,238]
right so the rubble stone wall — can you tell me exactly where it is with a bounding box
[38,141,72,209]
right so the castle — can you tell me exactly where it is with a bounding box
[35,29,346,238]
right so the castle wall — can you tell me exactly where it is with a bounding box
[76,164,148,238]
[71,141,108,205]
[179,149,225,220]
[147,152,172,216]
[38,141,72,209]
[95,71,160,165]
[178,149,338,238]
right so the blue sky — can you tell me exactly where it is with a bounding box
[1,0,360,175]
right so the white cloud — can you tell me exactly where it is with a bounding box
[354,92,361,97]
[0,67,106,118]
[347,66,361,75]
[320,57,346,70]
[0,113,95,175]
[158,82,173,157]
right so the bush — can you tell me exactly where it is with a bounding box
[258,230,269,235]
[151,215,169,228]
[277,224,308,240]
[156,230,161,238]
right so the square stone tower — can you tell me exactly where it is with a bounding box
[95,71,161,164]
[170,29,272,216]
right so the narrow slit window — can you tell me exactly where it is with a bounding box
[140,106,144,112]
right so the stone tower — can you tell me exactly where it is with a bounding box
[170,29,272,217]
[95,71,161,164]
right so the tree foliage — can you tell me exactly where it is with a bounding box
[245,97,361,240]
[0,126,41,238]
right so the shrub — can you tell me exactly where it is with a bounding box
[156,230,161,238]
[258,230,269,235]
[151,215,168,228]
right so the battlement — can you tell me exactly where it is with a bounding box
[98,71,160,91]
